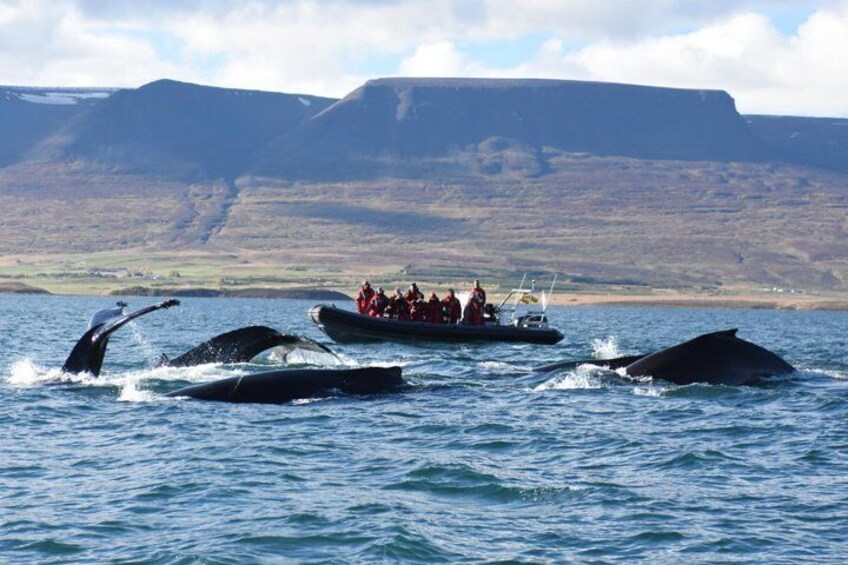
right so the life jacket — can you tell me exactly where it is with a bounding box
[387,295,409,320]
[369,294,389,317]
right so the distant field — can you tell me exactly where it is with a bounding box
[1,156,846,296]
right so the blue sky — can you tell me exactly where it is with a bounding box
[1,0,846,116]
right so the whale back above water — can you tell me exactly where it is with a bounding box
[165,366,404,404]
[160,326,336,367]
[624,329,796,386]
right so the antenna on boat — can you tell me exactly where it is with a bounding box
[518,273,526,291]
[543,273,558,312]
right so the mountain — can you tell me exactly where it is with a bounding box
[32,79,335,179]
[1,77,847,292]
[0,86,114,166]
[745,115,848,173]
[255,78,771,179]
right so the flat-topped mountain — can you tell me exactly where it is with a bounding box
[32,79,334,179]
[2,77,847,292]
[4,77,846,181]
[256,78,770,179]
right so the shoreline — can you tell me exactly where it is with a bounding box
[2,283,847,311]
[548,291,848,311]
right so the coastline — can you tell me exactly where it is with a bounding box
[547,291,848,311]
[1,282,846,311]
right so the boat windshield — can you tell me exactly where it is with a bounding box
[495,275,556,328]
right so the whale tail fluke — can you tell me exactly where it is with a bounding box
[163,326,339,367]
[61,299,181,376]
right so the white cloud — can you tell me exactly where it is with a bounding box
[398,41,467,76]
[0,0,845,116]
[510,4,848,116]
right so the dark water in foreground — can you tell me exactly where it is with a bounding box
[1,295,847,563]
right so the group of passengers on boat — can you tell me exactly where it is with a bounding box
[355,280,489,325]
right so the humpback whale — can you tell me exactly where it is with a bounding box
[62,300,401,404]
[165,366,403,404]
[157,326,337,367]
[62,299,180,376]
[535,329,795,386]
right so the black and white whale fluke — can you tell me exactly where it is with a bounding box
[158,326,336,367]
[535,329,795,386]
[165,366,403,404]
[62,299,180,376]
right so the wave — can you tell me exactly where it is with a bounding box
[591,335,622,359]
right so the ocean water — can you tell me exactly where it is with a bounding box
[1,294,847,563]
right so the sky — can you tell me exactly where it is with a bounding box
[1,0,847,116]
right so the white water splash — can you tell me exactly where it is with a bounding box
[805,369,848,381]
[333,353,411,369]
[117,375,158,402]
[126,321,163,366]
[534,365,607,391]
[633,386,665,397]
[7,358,65,386]
[591,336,621,360]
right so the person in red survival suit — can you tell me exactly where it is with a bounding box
[410,297,426,321]
[471,279,486,307]
[426,292,442,323]
[356,280,375,314]
[368,287,389,317]
[463,279,486,325]
[387,288,410,320]
[441,289,462,324]
[464,293,484,325]
[405,282,424,303]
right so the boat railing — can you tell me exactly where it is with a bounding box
[494,274,557,328]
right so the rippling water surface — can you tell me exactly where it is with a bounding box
[1,295,847,563]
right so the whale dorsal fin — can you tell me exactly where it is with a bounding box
[702,329,738,338]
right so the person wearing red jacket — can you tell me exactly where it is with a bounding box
[409,297,427,321]
[356,280,375,314]
[387,288,410,320]
[441,289,462,324]
[368,287,389,317]
[426,292,442,323]
[471,279,486,307]
[405,282,424,303]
